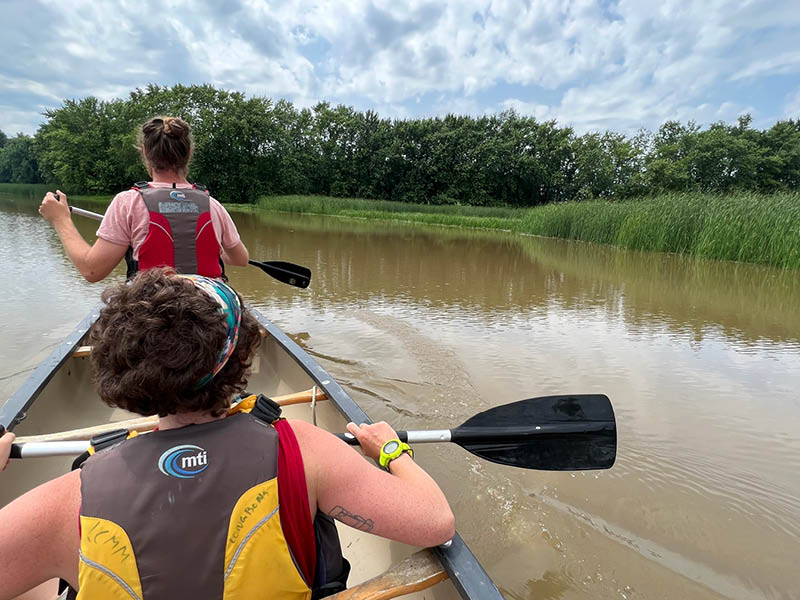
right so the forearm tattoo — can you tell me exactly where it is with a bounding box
[328,505,375,532]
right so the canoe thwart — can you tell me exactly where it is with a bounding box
[328,549,448,600]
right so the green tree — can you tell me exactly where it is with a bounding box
[759,119,800,190]
[24,83,800,207]
[0,134,42,183]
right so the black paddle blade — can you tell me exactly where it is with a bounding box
[453,394,616,471]
[249,260,311,288]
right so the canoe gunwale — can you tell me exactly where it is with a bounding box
[250,307,370,426]
[1,305,503,600]
[249,308,503,600]
[0,305,102,431]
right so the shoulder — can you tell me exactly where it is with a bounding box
[283,420,341,465]
[284,418,337,447]
[43,469,82,508]
[108,189,144,210]
[1,469,80,529]
[208,196,230,212]
[286,419,371,481]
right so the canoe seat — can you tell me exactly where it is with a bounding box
[72,345,93,357]
[328,549,448,600]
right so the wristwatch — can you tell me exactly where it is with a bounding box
[379,438,414,471]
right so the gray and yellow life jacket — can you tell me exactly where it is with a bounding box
[70,397,348,599]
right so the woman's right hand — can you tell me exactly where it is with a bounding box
[1,429,15,471]
[345,421,400,462]
[39,190,71,225]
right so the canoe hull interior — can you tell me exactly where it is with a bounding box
[0,316,463,600]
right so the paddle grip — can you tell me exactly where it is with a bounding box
[1,425,20,459]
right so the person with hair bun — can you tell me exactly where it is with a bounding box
[39,116,249,282]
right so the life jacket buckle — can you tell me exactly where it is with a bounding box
[90,428,131,452]
[250,394,283,424]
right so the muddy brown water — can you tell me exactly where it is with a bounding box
[1,191,799,600]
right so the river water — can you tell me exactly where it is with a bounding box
[1,189,799,600]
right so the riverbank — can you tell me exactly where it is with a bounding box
[4,184,796,269]
[256,192,800,269]
[0,183,112,206]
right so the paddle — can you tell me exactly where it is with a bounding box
[63,201,311,288]
[339,394,616,471]
[11,394,617,470]
[249,259,311,289]
[14,388,328,444]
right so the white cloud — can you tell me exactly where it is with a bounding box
[1,0,799,136]
[785,88,800,119]
[500,99,552,121]
[732,52,800,81]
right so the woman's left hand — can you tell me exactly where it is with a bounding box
[1,430,15,471]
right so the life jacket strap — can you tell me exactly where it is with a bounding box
[251,394,283,424]
[71,428,138,471]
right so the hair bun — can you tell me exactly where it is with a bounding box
[161,116,189,138]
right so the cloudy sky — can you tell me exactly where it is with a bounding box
[1,0,799,137]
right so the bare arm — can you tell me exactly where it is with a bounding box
[0,471,80,599]
[39,191,128,282]
[290,420,455,548]
[221,241,249,266]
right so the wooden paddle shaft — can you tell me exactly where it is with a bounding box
[15,388,327,444]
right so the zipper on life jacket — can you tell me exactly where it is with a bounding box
[195,219,214,241]
[224,505,280,581]
[79,551,142,600]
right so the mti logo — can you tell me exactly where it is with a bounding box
[158,444,209,479]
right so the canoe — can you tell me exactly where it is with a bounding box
[0,306,504,600]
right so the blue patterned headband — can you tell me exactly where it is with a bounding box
[179,275,242,389]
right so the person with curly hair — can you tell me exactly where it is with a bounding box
[0,269,455,599]
[39,116,249,282]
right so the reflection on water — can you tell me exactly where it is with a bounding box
[2,193,799,600]
[235,210,800,347]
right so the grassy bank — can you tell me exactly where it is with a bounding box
[254,194,519,226]
[0,183,113,205]
[520,193,800,269]
[258,192,800,269]
[0,183,54,198]
[4,184,796,269]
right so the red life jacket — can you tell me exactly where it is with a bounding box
[134,182,222,277]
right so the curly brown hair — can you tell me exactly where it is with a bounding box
[89,269,261,417]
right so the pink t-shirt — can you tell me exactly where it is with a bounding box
[96,182,242,260]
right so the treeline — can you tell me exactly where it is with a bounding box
[1,84,798,204]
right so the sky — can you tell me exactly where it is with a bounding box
[1,0,799,137]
